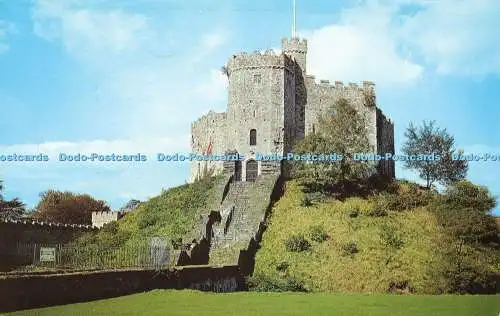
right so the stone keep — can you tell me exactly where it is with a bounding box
[190,37,395,182]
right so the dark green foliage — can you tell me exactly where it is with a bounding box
[309,225,329,243]
[0,179,28,221]
[368,197,388,217]
[300,196,313,207]
[433,181,499,247]
[348,207,360,218]
[248,273,308,292]
[383,185,435,211]
[300,192,326,207]
[379,224,404,249]
[387,280,414,294]
[341,241,359,256]
[291,98,374,188]
[276,261,289,272]
[285,235,311,252]
[402,120,468,188]
[441,180,496,214]
[424,240,497,294]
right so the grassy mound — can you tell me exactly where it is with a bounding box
[68,177,219,267]
[252,181,499,294]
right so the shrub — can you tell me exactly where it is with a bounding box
[248,273,308,292]
[341,241,359,256]
[380,225,404,249]
[300,196,313,207]
[285,235,311,252]
[369,197,388,217]
[276,261,289,272]
[309,225,329,243]
[348,208,360,218]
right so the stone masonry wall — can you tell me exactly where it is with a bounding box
[91,211,123,228]
[303,77,378,152]
[0,220,96,271]
[377,109,396,177]
[190,37,395,180]
[0,265,245,313]
[190,111,227,182]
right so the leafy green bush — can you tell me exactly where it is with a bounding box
[248,273,308,292]
[379,225,404,249]
[348,208,360,218]
[309,225,329,243]
[300,196,313,207]
[341,241,359,256]
[285,235,311,252]
[276,261,289,272]
[442,180,496,213]
[369,197,388,217]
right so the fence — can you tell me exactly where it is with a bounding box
[14,241,181,272]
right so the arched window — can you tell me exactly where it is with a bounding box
[249,129,257,146]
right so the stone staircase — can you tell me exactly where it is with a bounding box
[208,174,280,265]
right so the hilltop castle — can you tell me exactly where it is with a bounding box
[190,37,395,182]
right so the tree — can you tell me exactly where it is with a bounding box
[34,190,111,224]
[119,199,141,213]
[0,179,27,221]
[402,120,467,188]
[291,98,374,187]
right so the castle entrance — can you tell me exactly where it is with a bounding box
[246,159,258,182]
[234,160,242,181]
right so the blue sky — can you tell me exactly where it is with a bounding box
[0,0,499,215]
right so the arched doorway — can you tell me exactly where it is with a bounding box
[234,160,242,182]
[246,159,258,182]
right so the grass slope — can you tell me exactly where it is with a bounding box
[11,290,500,316]
[73,177,219,252]
[253,181,498,294]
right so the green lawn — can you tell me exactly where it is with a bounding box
[9,290,500,316]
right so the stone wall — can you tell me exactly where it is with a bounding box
[303,77,378,152]
[377,109,396,177]
[0,220,96,271]
[0,265,245,313]
[190,111,227,182]
[91,211,123,228]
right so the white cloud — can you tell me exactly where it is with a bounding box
[195,69,228,103]
[0,20,15,53]
[398,0,500,76]
[32,0,151,57]
[302,4,423,86]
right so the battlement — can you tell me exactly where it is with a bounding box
[281,37,307,53]
[306,77,377,92]
[192,111,227,128]
[0,218,96,230]
[226,52,295,75]
[91,211,123,228]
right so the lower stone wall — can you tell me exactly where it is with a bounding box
[0,221,96,271]
[0,265,245,313]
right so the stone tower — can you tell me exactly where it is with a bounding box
[281,38,307,74]
[189,36,395,183]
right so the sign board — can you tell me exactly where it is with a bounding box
[40,247,56,262]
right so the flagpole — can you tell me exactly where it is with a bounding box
[292,0,296,38]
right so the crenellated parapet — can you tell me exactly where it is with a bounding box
[192,111,227,128]
[0,218,97,230]
[281,37,307,53]
[226,51,295,76]
[91,211,124,228]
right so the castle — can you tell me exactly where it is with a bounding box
[190,36,395,182]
